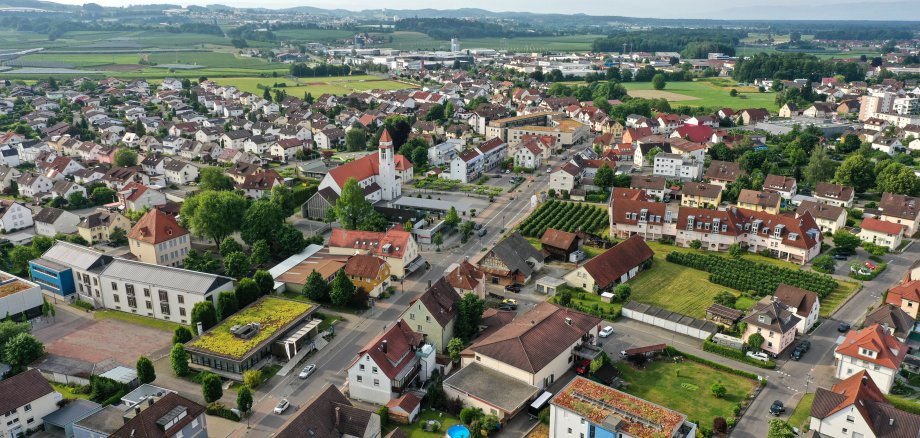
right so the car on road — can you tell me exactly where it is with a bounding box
[504,169,511,174]
[770,400,785,416]
[474,223,483,230]
[838,322,851,332]
[498,304,516,311]
[298,364,316,379]
[791,341,810,360]
[746,351,770,362]
[273,399,290,414]
[502,298,518,306]
[599,326,614,338]
[505,283,522,293]
[546,167,552,173]
[833,253,848,260]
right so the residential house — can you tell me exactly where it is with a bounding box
[77,210,132,244]
[237,169,281,199]
[328,227,424,278]
[796,201,847,234]
[460,302,601,390]
[859,218,904,251]
[346,321,433,405]
[834,324,907,394]
[315,128,345,150]
[128,209,191,267]
[50,180,86,201]
[344,254,390,298]
[815,182,855,208]
[513,141,543,170]
[742,299,800,357]
[0,165,21,193]
[809,371,920,438]
[400,277,461,352]
[118,183,167,212]
[275,385,381,438]
[652,152,704,180]
[444,260,485,299]
[33,207,80,236]
[630,175,668,200]
[550,377,696,438]
[549,163,582,194]
[737,189,781,214]
[680,182,722,208]
[878,193,920,236]
[17,173,53,200]
[428,139,462,166]
[864,305,915,342]
[162,159,199,186]
[563,235,653,292]
[0,200,34,232]
[0,369,61,438]
[773,284,821,334]
[763,175,798,200]
[539,228,581,261]
[477,232,545,285]
[704,160,744,188]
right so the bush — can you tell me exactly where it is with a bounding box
[243,370,264,388]
[812,255,836,274]
[714,417,728,434]
[711,383,727,398]
[73,299,94,311]
[666,252,837,298]
[206,403,241,421]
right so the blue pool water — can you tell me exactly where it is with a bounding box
[446,425,471,438]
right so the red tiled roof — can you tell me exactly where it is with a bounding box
[350,321,423,380]
[127,209,188,245]
[326,151,412,189]
[862,217,906,235]
[328,227,413,259]
[344,254,387,279]
[888,280,920,305]
[835,324,908,370]
[579,235,654,290]
[446,261,483,291]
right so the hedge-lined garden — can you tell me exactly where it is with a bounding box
[665,252,837,298]
[519,200,608,238]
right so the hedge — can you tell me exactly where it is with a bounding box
[666,346,765,381]
[702,340,777,369]
[665,252,837,298]
[206,403,241,421]
[886,395,920,416]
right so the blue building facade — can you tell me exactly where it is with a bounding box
[29,259,75,298]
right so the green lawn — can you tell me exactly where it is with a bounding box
[820,281,861,317]
[616,360,757,426]
[393,410,463,438]
[624,78,779,111]
[788,393,815,430]
[93,309,182,332]
[52,382,91,400]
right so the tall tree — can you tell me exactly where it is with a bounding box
[223,252,251,279]
[329,269,356,307]
[345,128,367,152]
[136,356,156,384]
[219,237,244,258]
[202,373,223,403]
[3,333,43,370]
[330,178,376,230]
[181,191,247,244]
[172,326,193,344]
[444,206,460,229]
[275,224,308,257]
[835,155,874,193]
[237,386,253,417]
[804,146,836,186]
[114,149,138,167]
[190,301,218,332]
[876,162,920,195]
[235,278,260,308]
[241,200,285,245]
[651,74,667,90]
[253,270,274,296]
[249,240,271,267]
[216,291,239,320]
[302,271,330,302]
[454,293,485,343]
[594,163,614,189]
[199,167,234,191]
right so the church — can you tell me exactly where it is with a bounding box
[303,129,414,220]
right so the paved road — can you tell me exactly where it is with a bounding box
[730,241,919,438]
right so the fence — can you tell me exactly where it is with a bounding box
[621,301,719,340]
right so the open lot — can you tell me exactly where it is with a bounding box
[624,78,779,111]
[42,316,172,366]
[616,358,757,426]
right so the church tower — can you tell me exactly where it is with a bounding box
[378,129,398,201]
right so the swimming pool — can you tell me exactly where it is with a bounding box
[445,424,471,438]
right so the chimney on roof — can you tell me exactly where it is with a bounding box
[890,418,895,426]
[565,317,572,326]
[863,374,869,385]
[381,339,388,353]
[335,406,341,427]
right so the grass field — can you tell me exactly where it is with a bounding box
[624,78,779,111]
[93,309,182,332]
[210,75,415,97]
[393,410,463,438]
[735,46,881,60]
[18,51,282,70]
[617,359,757,426]
[788,393,815,430]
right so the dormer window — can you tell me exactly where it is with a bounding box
[774,224,785,238]
[859,348,876,358]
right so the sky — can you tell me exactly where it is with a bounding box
[42,0,914,20]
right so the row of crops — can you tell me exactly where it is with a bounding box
[665,252,838,298]
[519,200,608,238]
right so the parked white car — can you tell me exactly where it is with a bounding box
[599,326,614,338]
[298,364,316,379]
[746,351,770,362]
[273,399,290,414]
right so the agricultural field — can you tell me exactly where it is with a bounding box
[209,75,414,97]
[360,31,603,52]
[517,200,608,238]
[624,78,779,111]
[616,359,758,427]
[735,46,880,59]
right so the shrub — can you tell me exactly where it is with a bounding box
[243,370,264,388]
[711,383,727,398]
[206,403,240,421]
[459,407,484,425]
[700,342,776,370]
[714,417,728,434]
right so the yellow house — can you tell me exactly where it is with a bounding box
[680,182,722,208]
[77,209,132,244]
[344,254,390,298]
[127,209,191,267]
[400,277,461,352]
[737,189,781,215]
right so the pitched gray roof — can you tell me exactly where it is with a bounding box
[488,232,544,278]
[40,240,113,271]
[101,259,232,296]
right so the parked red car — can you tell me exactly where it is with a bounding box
[575,359,592,375]
[864,261,878,270]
